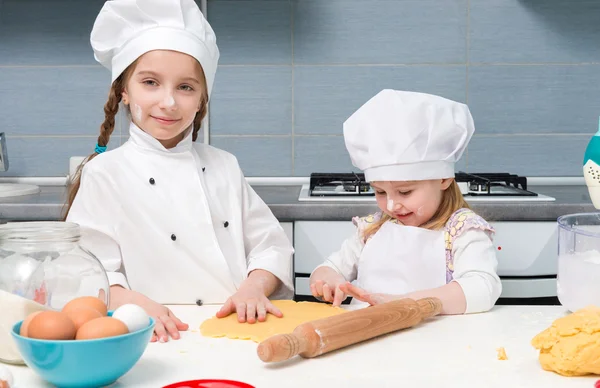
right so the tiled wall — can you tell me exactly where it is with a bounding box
[1,0,599,177]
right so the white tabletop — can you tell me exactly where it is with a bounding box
[5,304,599,388]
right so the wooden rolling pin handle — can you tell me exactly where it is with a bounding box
[257,331,314,363]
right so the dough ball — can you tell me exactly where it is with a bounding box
[531,306,600,376]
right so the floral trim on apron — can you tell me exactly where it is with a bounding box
[443,208,495,283]
[352,208,494,284]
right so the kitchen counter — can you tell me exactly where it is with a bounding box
[0,184,594,222]
[5,304,597,387]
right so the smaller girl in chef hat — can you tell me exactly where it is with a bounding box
[66,0,294,342]
[310,90,502,314]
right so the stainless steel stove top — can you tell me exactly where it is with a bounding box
[297,172,556,202]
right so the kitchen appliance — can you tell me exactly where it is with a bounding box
[257,298,441,363]
[556,213,600,312]
[298,172,555,202]
[584,118,600,209]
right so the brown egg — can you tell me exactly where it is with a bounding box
[28,311,76,340]
[64,307,103,331]
[76,317,129,340]
[20,311,43,337]
[62,296,107,316]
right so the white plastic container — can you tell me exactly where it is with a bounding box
[557,213,600,312]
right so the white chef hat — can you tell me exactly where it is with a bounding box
[90,0,220,96]
[344,90,474,182]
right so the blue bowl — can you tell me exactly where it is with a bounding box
[11,311,155,388]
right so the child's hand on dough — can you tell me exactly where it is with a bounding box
[339,282,401,306]
[309,267,348,307]
[216,270,284,324]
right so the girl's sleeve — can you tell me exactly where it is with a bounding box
[452,228,502,313]
[66,164,128,289]
[313,231,364,282]
[312,214,377,282]
[237,161,294,299]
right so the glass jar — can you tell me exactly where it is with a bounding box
[0,221,109,365]
[557,213,600,312]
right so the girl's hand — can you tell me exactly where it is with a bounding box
[141,300,188,343]
[339,282,402,306]
[216,285,282,323]
[309,267,348,307]
[109,285,188,342]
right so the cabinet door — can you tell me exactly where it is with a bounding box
[293,221,355,297]
[280,222,294,282]
[489,222,557,276]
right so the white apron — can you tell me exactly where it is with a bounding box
[353,221,447,305]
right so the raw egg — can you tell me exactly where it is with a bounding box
[27,311,76,340]
[65,307,103,331]
[112,304,149,333]
[76,317,129,340]
[62,296,107,316]
[20,311,43,337]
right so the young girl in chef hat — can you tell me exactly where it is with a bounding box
[310,90,502,315]
[65,0,294,342]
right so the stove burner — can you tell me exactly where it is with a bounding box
[309,172,373,196]
[455,172,536,197]
[308,172,538,197]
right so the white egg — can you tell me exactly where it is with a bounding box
[112,304,150,333]
[0,364,14,387]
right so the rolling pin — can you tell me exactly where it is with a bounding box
[257,297,442,363]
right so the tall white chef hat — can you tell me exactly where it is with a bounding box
[90,0,220,96]
[343,89,474,182]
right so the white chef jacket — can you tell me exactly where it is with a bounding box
[315,217,502,314]
[67,122,294,305]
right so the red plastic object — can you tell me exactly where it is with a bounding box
[163,380,255,388]
[594,380,600,388]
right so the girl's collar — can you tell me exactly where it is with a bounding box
[127,121,193,154]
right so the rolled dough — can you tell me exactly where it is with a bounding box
[200,300,346,342]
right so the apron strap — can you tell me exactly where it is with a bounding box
[353,212,385,243]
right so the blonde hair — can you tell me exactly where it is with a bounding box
[63,59,209,219]
[363,180,469,240]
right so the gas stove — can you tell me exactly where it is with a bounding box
[298,172,555,202]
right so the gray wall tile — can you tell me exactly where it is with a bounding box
[468,65,600,135]
[466,135,589,176]
[208,0,291,65]
[210,66,292,135]
[3,0,600,178]
[293,135,467,176]
[470,0,600,64]
[0,67,115,136]
[294,136,354,176]
[293,0,466,64]
[0,0,104,65]
[210,136,292,176]
[4,136,118,177]
[294,66,467,135]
